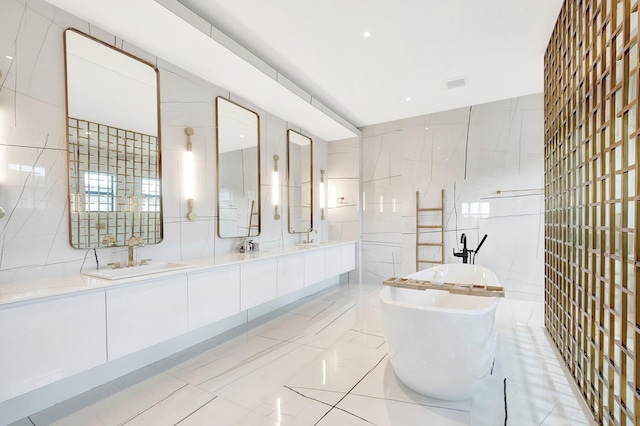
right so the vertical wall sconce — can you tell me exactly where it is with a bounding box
[273,155,280,220]
[184,127,196,220]
[320,169,326,220]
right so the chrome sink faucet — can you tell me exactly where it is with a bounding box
[127,235,144,267]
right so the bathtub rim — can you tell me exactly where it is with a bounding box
[379,286,500,316]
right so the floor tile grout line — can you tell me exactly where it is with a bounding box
[350,329,385,339]
[284,385,376,425]
[173,395,217,425]
[194,338,293,382]
[313,353,387,425]
[347,392,472,414]
[286,385,345,396]
[117,383,189,425]
[303,300,337,320]
[314,304,356,335]
[198,341,306,393]
[283,385,336,408]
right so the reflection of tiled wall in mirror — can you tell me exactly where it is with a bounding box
[68,117,161,248]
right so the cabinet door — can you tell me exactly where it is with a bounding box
[106,276,188,360]
[340,243,356,273]
[240,258,277,310]
[325,246,342,278]
[277,253,304,296]
[188,266,240,330]
[0,291,106,403]
[304,249,326,287]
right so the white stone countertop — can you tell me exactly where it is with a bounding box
[0,241,357,307]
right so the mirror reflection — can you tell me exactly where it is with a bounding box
[216,97,261,238]
[64,29,162,249]
[287,130,312,233]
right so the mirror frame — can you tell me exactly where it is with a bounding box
[63,28,163,249]
[287,129,313,234]
[215,96,261,239]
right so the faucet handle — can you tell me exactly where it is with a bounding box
[102,234,116,247]
[139,258,152,266]
[107,262,121,269]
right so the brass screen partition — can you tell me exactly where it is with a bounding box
[544,0,639,424]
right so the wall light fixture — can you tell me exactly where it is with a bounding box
[184,127,196,220]
[273,155,280,220]
[320,169,326,220]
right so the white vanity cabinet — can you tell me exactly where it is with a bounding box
[340,243,356,273]
[324,245,343,279]
[187,265,240,330]
[0,241,357,423]
[277,252,304,296]
[0,291,107,402]
[304,249,326,287]
[240,257,277,310]
[106,276,188,360]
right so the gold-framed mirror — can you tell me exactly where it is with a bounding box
[287,130,312,233]
[216,97,261,238]
[64,28,162,249]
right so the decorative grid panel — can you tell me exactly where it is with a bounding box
[544,0,639,424]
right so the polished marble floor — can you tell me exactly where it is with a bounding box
[12,282,595,426]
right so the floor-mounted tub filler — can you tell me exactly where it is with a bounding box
[379,263,501,400]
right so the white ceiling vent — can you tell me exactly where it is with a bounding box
[446,78,466,89]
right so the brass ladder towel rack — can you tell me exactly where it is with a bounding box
[415,189,444,271]
[248,200,259,236]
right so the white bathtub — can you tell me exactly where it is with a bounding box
[379,264,500,400]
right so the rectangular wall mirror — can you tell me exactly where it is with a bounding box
[216,97,261,238]
[64,29,162,249]
[287,130,312,233]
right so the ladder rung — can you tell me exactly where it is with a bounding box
[418,208,443,212]
[417,225,442,229]
[417,243,443,247]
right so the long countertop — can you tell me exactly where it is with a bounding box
[0,241,356,307]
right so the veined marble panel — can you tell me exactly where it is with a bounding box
[357,94,545,300]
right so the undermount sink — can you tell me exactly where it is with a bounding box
[83,262,190,280]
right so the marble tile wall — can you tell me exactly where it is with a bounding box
[329,94,545,300]
[0,0,330,285]
[327,137,360,281]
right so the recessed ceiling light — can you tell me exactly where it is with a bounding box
[363,31,371,38]
[239,134,244,138]
[5,55,13,60]
[405,97,412,102]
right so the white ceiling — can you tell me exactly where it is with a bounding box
[178,0,564,127]
[44,0,563,139]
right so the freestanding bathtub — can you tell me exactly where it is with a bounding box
[379,263,500,400]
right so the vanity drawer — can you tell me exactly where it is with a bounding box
[187,266,240,330]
